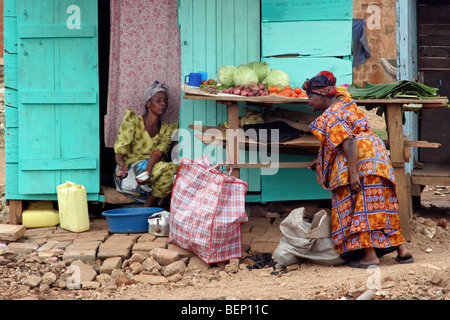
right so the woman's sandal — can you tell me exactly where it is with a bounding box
[348,259,380,269]
[396,254,414,264]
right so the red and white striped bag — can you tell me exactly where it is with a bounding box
[169,156,248,263]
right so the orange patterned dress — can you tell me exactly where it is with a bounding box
[309,99,406,254]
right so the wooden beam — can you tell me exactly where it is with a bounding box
[7,200,23,225]
[385,103,411,241]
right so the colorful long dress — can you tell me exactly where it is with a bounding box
[309,99,406,254]
[114,109,179,200]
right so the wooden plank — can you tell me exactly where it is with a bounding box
[417,4,450,24]
[20,91,97,104]
[0,224,26,240]
[385,103,411,241]
[20,157,97,171]
[18,25,95,38]
[261,0,352,22]
[418,46,450,58]
[262,20,352,58]
[418,57,450,71]
[4,16,18,54]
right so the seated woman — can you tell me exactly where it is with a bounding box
[304,71,413,268]
[113,81,179,207]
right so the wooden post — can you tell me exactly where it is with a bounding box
[385,103,411,241]
[8,200,23,225]
[226,102,240,178]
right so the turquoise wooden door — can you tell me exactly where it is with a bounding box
[15,0,100,199]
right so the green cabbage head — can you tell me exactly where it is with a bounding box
[218,66,237,87]
[247,61,271,83]
[262,69,290,88]
[232,67,259,86]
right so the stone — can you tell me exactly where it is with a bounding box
[437,219,447,229]
[116,274,136,286]
[132,241,165,253]
[96,274,116,288]
[62,249,97,262]
[82,281,101,290]
[186,256,211,274]
[100,257,123,275]
[130,262,145,274]
[143,256,163,272]
[132,274,168,285]
[41,272,58,286]
[6,242,38,254]
[23,275,42,288]
[97,240,133,260]
[0,224,26,241]
[167,244,195,259]
[70,260,97,283]
[150,248,180,266]
[128,252,147,264]
[37,240,59,252]
[163,260,186,277]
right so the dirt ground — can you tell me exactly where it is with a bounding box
[0,84,449,303]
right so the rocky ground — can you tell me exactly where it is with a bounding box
[0,72,449,304]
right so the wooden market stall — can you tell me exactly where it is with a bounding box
[184,90,448,240]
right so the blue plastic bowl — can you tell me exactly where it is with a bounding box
[102,207,163,233]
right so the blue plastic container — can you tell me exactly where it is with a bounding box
[102,207,163,233]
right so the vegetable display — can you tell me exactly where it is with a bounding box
[193,61,307,98]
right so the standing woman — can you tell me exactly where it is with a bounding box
[114,81,179,207]
[304,71,413,268]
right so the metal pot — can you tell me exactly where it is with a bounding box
[148,210,170,237]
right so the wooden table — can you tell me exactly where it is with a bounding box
[184,92,449,240]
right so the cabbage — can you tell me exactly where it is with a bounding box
[232,67,259,86]
[218,66,237,87]
[262,69,290,88]
[247,61,270,83]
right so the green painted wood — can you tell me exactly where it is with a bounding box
[19,25,95,38]
[15,0,99,198]
[5,128,18,164]
[4,16,18,54]
[20,91,97,104]
[262,56,353,88]
[262,20,352,57]
[4,53,18,90]
[178,0,261,192]
[20,157,97,171]
[261,0,353,22]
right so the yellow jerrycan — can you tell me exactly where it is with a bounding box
[22,201,60,228]
[57,181,90,232]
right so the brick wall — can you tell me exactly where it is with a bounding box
[353,0,397,86]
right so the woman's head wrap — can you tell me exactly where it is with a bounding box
[142,81,169,108]
[302,71,337,97]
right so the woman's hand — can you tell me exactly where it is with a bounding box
[117,163,128,180]
[349,171,362,193]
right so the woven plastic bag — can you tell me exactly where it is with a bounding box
[169,156,248,263]
[273,208,345,267]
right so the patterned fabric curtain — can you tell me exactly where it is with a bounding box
[105,0,181,148]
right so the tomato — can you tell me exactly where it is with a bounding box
[268,86,277,93]
[285,86,292,91]
[201,80,208,85]
[207,79,216,84]
[294,87,302,94]
[276,86,282,92]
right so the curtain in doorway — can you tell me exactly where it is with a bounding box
[104,0,181,148]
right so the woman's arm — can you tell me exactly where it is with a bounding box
[341,135,362,192]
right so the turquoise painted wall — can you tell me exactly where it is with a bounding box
[4,0,100,201]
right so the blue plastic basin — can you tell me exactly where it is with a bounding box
[102,207,163,233]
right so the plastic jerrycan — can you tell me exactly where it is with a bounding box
[57,181,90,232]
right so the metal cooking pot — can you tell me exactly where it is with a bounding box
[148,210,170,237]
